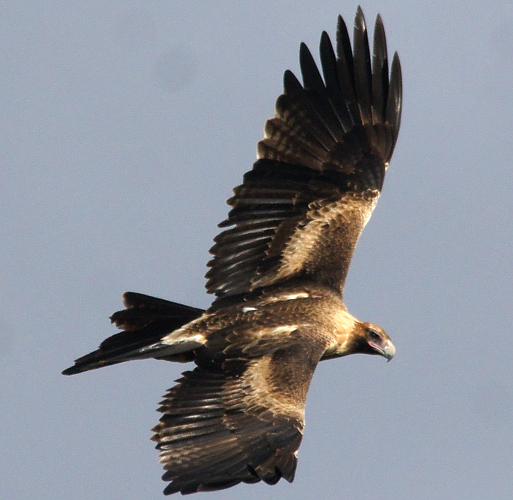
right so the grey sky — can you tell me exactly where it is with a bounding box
[2,1,512,499]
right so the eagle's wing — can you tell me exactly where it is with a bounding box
[207,9,402,301]
[153,327,328,495]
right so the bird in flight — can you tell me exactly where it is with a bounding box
[63,7,402,496]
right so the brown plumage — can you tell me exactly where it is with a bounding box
[63,8,402,496]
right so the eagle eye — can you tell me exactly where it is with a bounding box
[368,329,381,342]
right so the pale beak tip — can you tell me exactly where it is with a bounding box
[384,340,396,362]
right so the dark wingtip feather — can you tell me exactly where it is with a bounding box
[319,31,336,83]
[373,15,387,60]
[376,13,384,28]
[355,6,366,31]
[353,6,372,125]
[283,69,302,94]
[387,51,402,151]
[299,42,325,93]
[334,13,356,117]
[372,13,389,123]
[320,30,330,45]
[336,14,353,71]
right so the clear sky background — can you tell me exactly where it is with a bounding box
[2,1,512,499]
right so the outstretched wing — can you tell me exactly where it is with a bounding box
[153,329,327,495]
[207,9,402,300]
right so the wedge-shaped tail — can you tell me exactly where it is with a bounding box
[62,292,204,375]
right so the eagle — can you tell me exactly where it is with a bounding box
[63,7,402,496]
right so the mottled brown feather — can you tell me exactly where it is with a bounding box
[154,328,328,495]
[207,10,402,302]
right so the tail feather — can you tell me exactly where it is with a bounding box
[110,292,203,331]
[62,292,204,376]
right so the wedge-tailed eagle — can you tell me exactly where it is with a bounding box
[63,7,402,495]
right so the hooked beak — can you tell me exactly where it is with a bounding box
[369,339,396,362]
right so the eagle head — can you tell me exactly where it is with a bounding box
[357,322,396,361]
